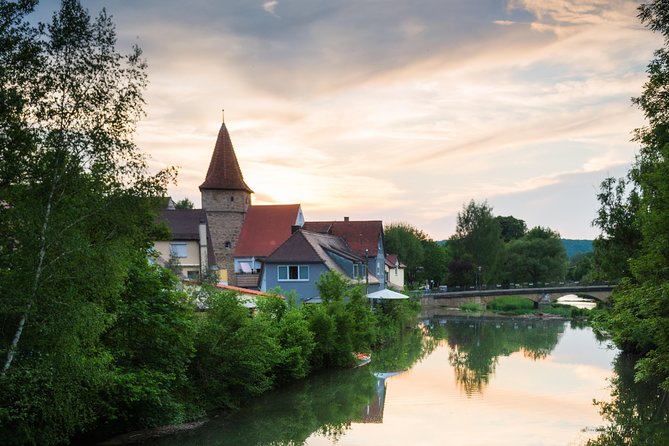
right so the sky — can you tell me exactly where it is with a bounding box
[37,0,663,240]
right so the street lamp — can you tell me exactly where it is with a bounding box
[477,266,482,291]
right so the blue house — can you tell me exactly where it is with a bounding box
[260,229,376,301]
[303,218,386,293]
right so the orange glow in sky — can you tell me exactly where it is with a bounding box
[35,0,662,239]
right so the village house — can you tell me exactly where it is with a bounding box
[154,198,214,280]
[302,219,386,293]
[384,254,406,290]
[233,204,304,289]
[261,228,372,301]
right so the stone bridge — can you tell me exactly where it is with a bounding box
[420,285,614,308]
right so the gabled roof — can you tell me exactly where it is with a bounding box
[385,254,406,269]
[265,230,364,276]
[159,209,206,240]
[157,209,216,266]
[234,204,303,257]
[199,121,253,193]
[302,220,384,257]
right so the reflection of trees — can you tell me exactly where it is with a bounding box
[588,353,669,446]
[150,367,376,446]
[150,326,433,446]
[429,317,565,395]
[370,326,438,374]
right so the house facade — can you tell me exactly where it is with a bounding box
[384,254,406,290]
[261,229,371,301]
[154,206,214,280]
[302,218,386,293]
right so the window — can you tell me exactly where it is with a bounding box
[278,265,309,281]
[187,270,199,279]
[353,263,366,279]
[170,242,187,258]
[224,241,232,249]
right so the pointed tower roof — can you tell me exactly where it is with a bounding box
[199,114,253,193]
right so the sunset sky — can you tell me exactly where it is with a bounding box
[38,0,662,240]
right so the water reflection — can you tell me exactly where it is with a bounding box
[427,316,565,395]
[587,353,669,445]
[557,294,597,310]
[145,329,432,446]
[141,320,619,446]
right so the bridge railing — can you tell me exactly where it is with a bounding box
[420,281,613,295]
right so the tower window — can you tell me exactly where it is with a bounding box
[230,196,234,202]
[224,241,232,249]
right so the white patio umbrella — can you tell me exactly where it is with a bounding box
[366,289,409,300]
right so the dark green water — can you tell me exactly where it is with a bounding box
[137,316,667,446]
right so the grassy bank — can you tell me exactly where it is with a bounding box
[459,296,595,320]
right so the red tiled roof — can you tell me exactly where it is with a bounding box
[234,204,302,257]
[215,283,277,297]
[385,254,406,268]
[199,122,253,192]
[303,220,383,257]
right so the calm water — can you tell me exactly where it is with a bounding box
[144,316,619,446]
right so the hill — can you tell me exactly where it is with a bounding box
[561,239,593,259]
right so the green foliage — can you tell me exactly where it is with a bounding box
[504,226,568,285]
[174,198,194,209]
[0,2,174,444]
[592,177,641,281]
[384,222,426,283]
[459,303,482,312]
[495,215,527,242]
[448,200,505,286]
[100,258,196,429]
[591,0,669,398]
[487,296,535,313]
[567,252,595,283]
[190,287,279,410]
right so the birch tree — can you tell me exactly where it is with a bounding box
[0,1,173,443]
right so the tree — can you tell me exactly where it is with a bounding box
[174,197,194,209]
[591,176,641,282]
[504,226,567,285]
[384,222,425,284]
[448,200,504,286]
[495,215,527,242]
[598,0,669,393]
[421,239,448,287]
[567,252,595,283]
[0,1,174,443]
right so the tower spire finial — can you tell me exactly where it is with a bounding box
[221,108,225,123]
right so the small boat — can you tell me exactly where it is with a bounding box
[353,352,371,368]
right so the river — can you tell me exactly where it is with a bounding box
[136,315,642,446]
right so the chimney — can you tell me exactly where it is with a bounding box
[291,225,300,234]
[344,216,349,222]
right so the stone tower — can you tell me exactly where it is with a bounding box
[199,114,253,285]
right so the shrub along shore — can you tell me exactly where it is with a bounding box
[3,264,418,446]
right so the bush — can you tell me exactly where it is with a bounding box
[487,296,535,313]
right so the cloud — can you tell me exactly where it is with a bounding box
[56,0,661,240]
[263,1,279,15]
